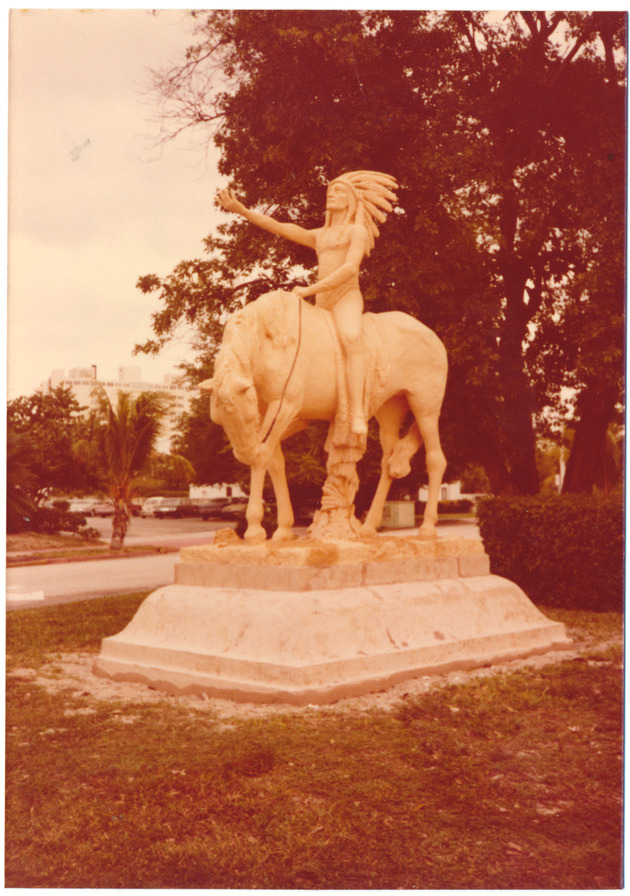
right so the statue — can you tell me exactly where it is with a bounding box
[92,179,570,709]
[218,171,398,437]
[204,173,448,543]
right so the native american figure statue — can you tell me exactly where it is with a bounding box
[211,173,447,541]
[218,171,397,437]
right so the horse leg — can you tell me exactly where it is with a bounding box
[244,462,267,544]
[245,413,307,543]
[387,421,423,478]
[267,441,295,542]
[256,397,303,468]
[407,400,446,538]
[363,397,408,535]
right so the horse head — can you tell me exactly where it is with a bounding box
[201,317,262,466]
[201,292,302,469]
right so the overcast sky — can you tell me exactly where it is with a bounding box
[8,9,225,400]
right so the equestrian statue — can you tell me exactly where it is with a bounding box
[201,171,448,543]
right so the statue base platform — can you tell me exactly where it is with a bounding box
[93,535,570,705]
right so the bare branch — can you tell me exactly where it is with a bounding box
[547,12,566,38]
[453,11,484,70]
[520,11,540,41]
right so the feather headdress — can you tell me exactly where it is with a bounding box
[328,170,398,253]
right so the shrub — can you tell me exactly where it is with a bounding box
[477,495,624,611]
[17,501,98,540]
[415,499,473,516]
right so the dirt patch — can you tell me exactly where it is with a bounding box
[18,628,620,720]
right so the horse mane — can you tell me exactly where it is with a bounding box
[214,305,255,387]
[214,291,297,389]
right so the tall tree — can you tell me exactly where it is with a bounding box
[77,389,171,550]
[6,428,39,532]
[138,10,626,495]
[7,385,96,501]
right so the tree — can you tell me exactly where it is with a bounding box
[138,11,626,495]
[144,451,196,493]
[77,389,171,550]
[7,385,97,502]
[6,428,39,532]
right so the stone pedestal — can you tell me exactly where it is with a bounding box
[93,535,570,705]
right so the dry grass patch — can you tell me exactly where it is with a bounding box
[7,532,104,552]
[7,543,175,567]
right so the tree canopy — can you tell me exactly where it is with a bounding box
[138,10,626,495]
[7,386,97,501]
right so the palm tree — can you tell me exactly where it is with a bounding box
[78,389,171,551]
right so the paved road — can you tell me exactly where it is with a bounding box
[82,515,229,545]
[6,518,480,610]
[6,519,225,610]
[6,552,182,607]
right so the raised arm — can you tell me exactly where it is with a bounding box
[218,188,317,250]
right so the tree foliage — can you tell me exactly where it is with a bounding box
[6,429,39,532]
[138,10,626,495]
[7,386,97,503]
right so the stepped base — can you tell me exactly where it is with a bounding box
[93,536,569,705]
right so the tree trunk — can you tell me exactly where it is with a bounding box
[451,380,513,495]
[495,201,541,495]
[469,415,512,495]
[562,378,619,494]
[495,340,540,494]
[110,501,131,551]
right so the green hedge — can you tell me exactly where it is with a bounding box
[477,496,624,612]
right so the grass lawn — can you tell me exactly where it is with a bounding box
[6,594,623,889]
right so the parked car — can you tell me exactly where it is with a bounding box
[68,498,98,516]
[140,497,167,518]
[218,498,249,520]
[153,498,197,519]
[92,501,114,517]
[191,497,233,521]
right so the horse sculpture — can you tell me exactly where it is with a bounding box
[201,290,447,544]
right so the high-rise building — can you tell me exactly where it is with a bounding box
[40,365,196,452]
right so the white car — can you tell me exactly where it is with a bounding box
[68,498,99,516]
[140,497,167,518]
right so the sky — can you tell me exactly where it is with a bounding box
[6,5,623,404]
[7,9,226,400]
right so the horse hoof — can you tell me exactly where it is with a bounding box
[417,524,437,539]
[387,458,412,479]
[361,523,379,537]
[244,526,266,545]
[272,527,295,542]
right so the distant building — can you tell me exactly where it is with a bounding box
[40,365,195,452]
[418,481,462,503]
[189,484,246,500]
